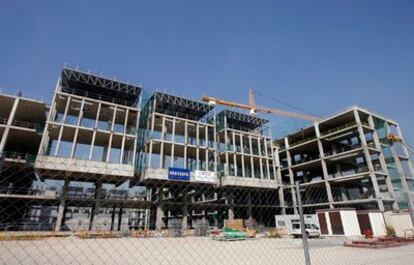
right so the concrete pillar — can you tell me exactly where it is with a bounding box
[239,134,245,177]
[54,96,72,156]
[182,191,188,230]
[155,206,165,230]
[155,188,165,230]
[247,191,253,219]
[273,145,286,214]
[228,191,234,220]
[368,115,398,209]
[249,135,255,178]
[89,182,103,231]
[284,137,298,213]
[117,206,123,231]
[110,205,116,231]
[0,98,20,152]
[201,193,207,222]
[55,179,69,232]
[396,125,414,178]
[354,109,385,211]
[314,122,335,209]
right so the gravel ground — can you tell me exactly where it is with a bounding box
[1,237,414,265]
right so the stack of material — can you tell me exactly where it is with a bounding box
[168,219,183,237]
[77,231,120,239]
[244,218,258,238]
[183,229,195,237]
[267,228,283,238]
[210,228,247,241]
[246,227,257,238]
[194,220,209,236]
[129,230,152,238]
[224,219,245,231]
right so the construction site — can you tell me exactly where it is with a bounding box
[1,67,414,264]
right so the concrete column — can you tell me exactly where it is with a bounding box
[285,137,298,213]
[275,147,286,214]
[184,120,188,168]
[144,188,152,230]
[120,136,126,164]
[240,134,246,177]
[117,206,123,231]
[123,108,129,134]
[0,98,19,152]
[396,125,414,177]
[70,128,79,158]
[249,135,255,178]
[232,131,237,176]
[228,191,234,220]
[213,111,218,175]
[106,134,113,162]
[55,179,69,232]
[314,122,334,209]
[155,188,165,230]
[104,106,117,162]
[89,131,97,160]
[201,193,207,222]
[170,119,176,167]
[94,102,102,128]
[368,115,397,209]
[247,191,253,219]
[110,205,116,231]
[54,96,72,156]
[89,182,103,231]
[223,128,228,175]
[354,109,384,211]
[182,191,188,230]
[158,116,165,168]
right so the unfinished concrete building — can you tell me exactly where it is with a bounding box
[136,91,218,230]
[33,67,147,231]
[276,106,414,214]
[1,67,414,232]
[215,110,283,226]
[0,93,46,230]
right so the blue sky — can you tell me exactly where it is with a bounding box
[0,1,413,142]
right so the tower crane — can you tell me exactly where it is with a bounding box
[201,89,322,122]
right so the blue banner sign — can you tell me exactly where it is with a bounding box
[168,167,191,181]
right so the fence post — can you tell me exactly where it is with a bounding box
[296,181,311,265]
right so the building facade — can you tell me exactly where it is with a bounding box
[275,106,414,214]
[1,68,413,232]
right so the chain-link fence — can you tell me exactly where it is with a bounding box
[2,162,414,265]
[2,69,414,264]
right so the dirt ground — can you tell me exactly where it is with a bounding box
[1,237,414,265]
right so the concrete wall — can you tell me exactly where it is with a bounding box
[368,212,387,237]
[340,210,361,237]
[383,211,414,237]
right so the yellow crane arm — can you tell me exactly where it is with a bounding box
[201,95,321,122]
[255,105,321,122]
[201,95,253,111]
